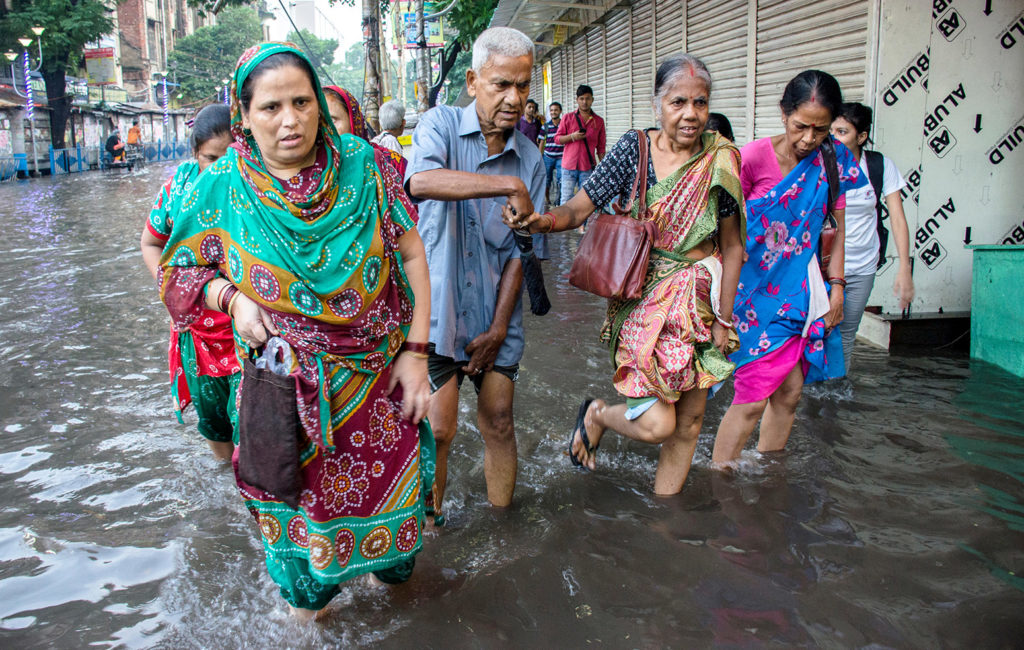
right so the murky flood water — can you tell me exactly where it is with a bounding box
[0,165,1022,648]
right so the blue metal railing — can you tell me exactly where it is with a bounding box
[0,157,20,182]
[49,140,189,174]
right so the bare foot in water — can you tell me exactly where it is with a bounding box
[288,605,327,622]
[571,399,606,470]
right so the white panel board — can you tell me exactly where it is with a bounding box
[871,0,1024,314]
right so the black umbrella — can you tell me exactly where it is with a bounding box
[512,228,551,316]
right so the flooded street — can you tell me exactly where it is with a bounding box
[0,165,1022,647]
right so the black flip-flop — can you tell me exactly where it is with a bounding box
[568,398,596,468]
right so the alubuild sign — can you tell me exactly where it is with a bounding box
[871,0,1023,314]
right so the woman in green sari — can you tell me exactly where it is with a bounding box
[508,54,745,495]
[159,42,434,618]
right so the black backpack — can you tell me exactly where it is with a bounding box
[864,150,888,269]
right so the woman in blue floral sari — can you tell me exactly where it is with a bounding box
[713,70,866,465]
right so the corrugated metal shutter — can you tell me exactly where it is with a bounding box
[654,0,684,66]
[572,35,588,97]
[630,0,656,131]
[604,9,631,145]
[531,63,543,109]
[753,0,869,139]
[549,48,565,108]
[586,24,606,113]
[686,0,750,144]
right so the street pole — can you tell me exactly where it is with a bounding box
[22,48,38,177]
[415,0,429,113]
[378,0,391,100]
[362,0,381,131]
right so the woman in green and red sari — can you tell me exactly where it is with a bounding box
[158,42,435,618]
[509,54,745,495]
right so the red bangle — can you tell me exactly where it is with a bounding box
[219,285,239,313]
[401,341,430,355]
[828,277,847,287]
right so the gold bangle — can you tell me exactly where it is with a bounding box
[226,291,241,317]
[403,351,429,359]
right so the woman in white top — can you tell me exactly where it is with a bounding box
[831,102,915,371]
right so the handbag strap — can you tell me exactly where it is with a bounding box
[614,129,650,216]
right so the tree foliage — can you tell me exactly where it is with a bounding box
[429,0,499,107]
[0,0,113,73]
[0,0,116,148]
[169,7,263,103]
[286,28,338,73]
[325,41,364,97]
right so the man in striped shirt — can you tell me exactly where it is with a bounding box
[538,101,563,206]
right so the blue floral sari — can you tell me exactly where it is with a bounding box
[730,139,866,397]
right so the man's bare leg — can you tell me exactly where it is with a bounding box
[476,372,517,508]
[427,376,460,518]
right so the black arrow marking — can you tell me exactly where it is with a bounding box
[964,227,972,245]
[974,114,982,133]
[984,0,993,16]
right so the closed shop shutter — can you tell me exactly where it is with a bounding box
[604,9,631,146]
[585,24,606,112]
[754,0,869,140]
[630,0,656,131]
[572,35,588,98]
[686,0,750,143]
[555,47,569,109]
[654,0,684,66]
[531,63,543,108]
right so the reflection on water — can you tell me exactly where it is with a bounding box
[0,167,1022,646]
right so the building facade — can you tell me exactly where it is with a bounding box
[493,0,1023,318]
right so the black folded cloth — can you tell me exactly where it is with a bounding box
[512,230,551,316]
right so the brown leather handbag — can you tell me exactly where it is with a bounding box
[569,130,658,300]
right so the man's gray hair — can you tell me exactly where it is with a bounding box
[379,100,407,131]
[472,27,534,71]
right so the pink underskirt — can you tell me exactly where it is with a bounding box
[731,336,808,404]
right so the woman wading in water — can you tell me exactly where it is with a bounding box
[509,54,745,494]
[159,43,435,619]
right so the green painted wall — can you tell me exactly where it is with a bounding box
[970,246,1024,378]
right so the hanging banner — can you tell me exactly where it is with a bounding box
[84,48,117,86]
[392,1,445,49]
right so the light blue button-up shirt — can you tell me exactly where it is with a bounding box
[405,101,546,366]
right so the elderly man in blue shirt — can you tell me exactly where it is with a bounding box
[406,26,546,522]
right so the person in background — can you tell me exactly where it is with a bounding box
[507,54,744,494]
[555,84,606,224]
[517,98,542,145]
[373,99,407,155]
[105,128,125,163]
[705,112,734,142]
[405,26,545,525]
[159,43,434,619]
[324,85,410,180]
[830,102,914,371]
[127,119,142,146]
[538,101,564,207]
[140,103,237,462]
[713,70,867,467]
